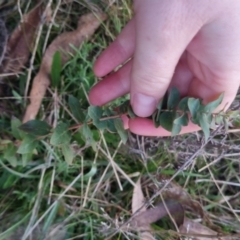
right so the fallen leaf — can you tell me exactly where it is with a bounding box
[0,2,44,74]
[145,175,214,227]
[23,12,107,123]
[179,217,232,240]
[132,178,146,214]
[131,178,154,240]
[131,201,184,229]
[130,178,184,240]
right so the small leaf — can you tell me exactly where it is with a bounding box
[3,143,17,167]
[83,164,97,180]
[178,97,189,112]
[152,111,161,128]
[188,98,200,120]
[88,106,107,129]
[88,106,102,120]
[61,144,74,165]
[68,95,85,122]
[19,120,51,136]
[159,111,175,132]
[167,87,180,109]
[50,122,71,146]
[173,112,189,126]
[206,113,213,124]
[127,105,137,119]
[21,153,33,167]
[106,119,117,133]
[171,124,182,136]
[114,118,128,144]
[51,51,62,88]
[202,93,224,113]
[153,99,165,127]
[118,100,130,113]
[80,123,96,151]
[17,135,38,154]
[11,118,22,139]
[199,113,210,141]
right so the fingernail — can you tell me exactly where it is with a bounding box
[132,93,157,117]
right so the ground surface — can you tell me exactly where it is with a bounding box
[0,1,240,239]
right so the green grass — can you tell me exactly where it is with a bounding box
[0,1,240,239]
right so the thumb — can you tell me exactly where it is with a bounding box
[130,0,203,117]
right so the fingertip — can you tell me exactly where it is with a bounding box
[131,93,157,117]
[88,86,100,106]
[121,114,129,129]
[93,57,106,78]
[129,118,201,136]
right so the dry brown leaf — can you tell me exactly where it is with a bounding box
[131,201,184,228]
[131,178,184,240]
[132,178,146,214]
[179,217,232,240]
[145,175,213,226]
[1,3,44,74]
[23,12,107,123]
[131,178,154,240]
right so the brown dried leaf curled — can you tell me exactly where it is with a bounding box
[130,201,184,228]
[23,12,107,123]
[179,217,232,240]
[1,3,44,74]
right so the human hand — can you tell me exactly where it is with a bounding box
[89,0,240,136]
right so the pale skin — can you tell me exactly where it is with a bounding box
[89,0,240,136]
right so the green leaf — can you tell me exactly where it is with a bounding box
[224,118,229,131]
[11,118,22,139]
[127,105,137,119]
[199,113,210,141]
[50,122,71,146]
[167,87,180,109]
[119,100,130,113]
[173,112,189,126]
[68,95,85,122]
[159,111,176,132]
[88,106,102,120]
[206,113,213,124]
[88,106,107,129]
[106,118,117,133]
[188,98,200,121]
[153,98,165,127]
[114,118,128,144]
[61,144,74,165]
[19,120,51,137]
[51,51,62,88]
[202,93,224,113]
[83,164,97,180]
[17,135,38,154]
[21,153,33,167]
[178,97,189,112]
[171,124,182,136]
[3,143,17,167]
[80,123,96,151]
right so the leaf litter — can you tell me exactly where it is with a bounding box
[127,176,234,240]
[23,11,107,123]
[0,2,45,76]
